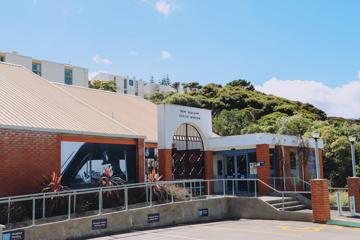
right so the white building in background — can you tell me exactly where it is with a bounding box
[143,82,178,96]
[90,72,144,97]
[0,51,88,87]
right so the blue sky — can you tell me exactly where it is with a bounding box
[1,0,360,117]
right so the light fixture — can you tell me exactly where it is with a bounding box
[311,131,320,139]
[349,135,356,143]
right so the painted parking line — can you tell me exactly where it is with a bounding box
[199,225,301,237]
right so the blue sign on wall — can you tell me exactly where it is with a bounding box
[2,229,24,240]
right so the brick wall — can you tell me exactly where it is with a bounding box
[256,145,271,194]
[136,138,145,182]
[158,149,173,180]
[0,128,60,197]
[311,179,330,223]
[347,177,360,213]
[204,151,214,194]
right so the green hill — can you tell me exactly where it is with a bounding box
[147,79,360,187]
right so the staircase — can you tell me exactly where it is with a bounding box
[261,196,308,211]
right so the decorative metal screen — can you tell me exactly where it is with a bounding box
[172,124,204,179]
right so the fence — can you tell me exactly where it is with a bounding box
[0,178,311,234]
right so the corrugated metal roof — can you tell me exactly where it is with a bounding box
[52,82,158,142]
[0,62,144,139]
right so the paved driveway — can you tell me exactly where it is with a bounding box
[90,219,360,240]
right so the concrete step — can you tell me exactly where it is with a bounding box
[271,201,302,208]
[279,205,307,211]
[265,197,296,205]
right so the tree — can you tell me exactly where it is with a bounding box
[171,82,180,92]
[89,80,117,92]
[226,79,255,91]
[159,75,171,86]
[150,75,155,83]
[213,109,255,136]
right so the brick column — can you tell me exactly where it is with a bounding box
[256,144,271,194]
[136,138,145,182]
[311,179,330,223]
[204,151,214,194]
[347,177,360,213]
[0,224,4,240]
[158,149,173,180]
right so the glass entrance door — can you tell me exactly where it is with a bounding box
[236,154,248,192]
[223,153,255,194]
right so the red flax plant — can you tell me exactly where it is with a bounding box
[42,172,69,193]
[42,172,69,216]
[99,166,125,198]
[147,170,167,203]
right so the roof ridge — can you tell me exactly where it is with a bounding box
[52,83,142,137]
[51,82,147,100]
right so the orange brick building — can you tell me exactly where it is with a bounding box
[0,62,324,197]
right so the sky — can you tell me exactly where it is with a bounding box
[1,0,360,118]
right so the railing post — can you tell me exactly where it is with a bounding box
[68,194,71,220]
[207,180,210,196]
[281,192,284,211]
[32,198,36,226]
[223,179,226,196]
[7,199,10,224]
[73,193,76,213]
[254,180,257,198]
[294,178,297,192]
[125,186,128,210]
[42,194,46,218]
[99,188,102,215]
[171,190,174,203]
[232,179,235,196]
[150,185,153,206]
[190,181,193,201]
[145,183,149,203]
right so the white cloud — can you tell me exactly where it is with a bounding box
[88,70,108,80]
[92,55,112,65]
[256,77,360,119]
[160,50,172,60]
[154,0,177,17]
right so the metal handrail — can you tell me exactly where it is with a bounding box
[1,178,311,231]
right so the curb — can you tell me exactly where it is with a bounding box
[327,219,360,228]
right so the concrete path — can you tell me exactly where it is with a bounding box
[89,219,360,240]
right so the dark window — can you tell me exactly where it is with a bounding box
[217,160,223,176]
[129,80,134,86]
[269,149,276,177]
[32,62,42,76]
[124,79,127,90]
[0,56,5,62]
[65,69,73,85]
[290,151,299,177]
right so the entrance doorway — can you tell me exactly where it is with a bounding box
[221,151,257,194]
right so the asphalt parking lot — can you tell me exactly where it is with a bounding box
[90,219,360,240]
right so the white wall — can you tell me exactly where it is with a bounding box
[157,104,213,150]
[73,67,88,87]
[5,53,32,69]
[42,60,64,84]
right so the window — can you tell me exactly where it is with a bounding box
[269,149,276,177]
[0,56,5,62]
[64,69,73,85]
[124,79,127,89]
[290,151,299,177]
[32,62,42,76]
[129,79,134,86]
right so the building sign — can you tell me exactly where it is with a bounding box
[147,213,160,223]
[179,109,201,121]
[2,229,25,240]
[92,219,108,230]
[198,208,209,217]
